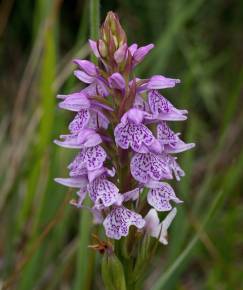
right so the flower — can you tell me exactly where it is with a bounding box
[54,11,194,242]
[144,208,177,245]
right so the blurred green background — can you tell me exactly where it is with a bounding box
[1,0,243,289]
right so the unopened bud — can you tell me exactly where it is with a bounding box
[98,39,108,58]
[101,252,126,290]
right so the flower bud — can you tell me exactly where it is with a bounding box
[101,252,126,290]
[98,39,108,58]
[101,11,127,50]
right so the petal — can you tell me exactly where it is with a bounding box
[88,177,120,208]
[159,208,177,245]
[58,93,90,111]
[68,110,90,133]
[54,176,88,188]
[144,208,160,235]
[128,43,138,56]
[54,134,83,149]
[123,188,140,202]
[88,110,109,130]
[70,188,87,208]
[73,59,97,76]
[163,153,185,181]
[74,70,95,83]
[103,206,145,240]
[114,122,155,153]
[89,39,100,57]
[108,72,126,90]
[68,145,106,175]
[130,153,173,184]
[148,75,181,89]
[114,43,128,63]
[121,108,148,125]
[157,122,195,153]
[148,91,187,121]
[77,129,102,147]
[147,182,182,212]
[133,44,154,65]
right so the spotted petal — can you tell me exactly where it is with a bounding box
[147,182,182,211]
[148,90,187,121]
[68,110,90,133]
[114,122,155,153]
[157,122,195,153]
[130,152,173,184]
[88,177,120,208]
[103,206,145,239]
[68,145,106,176]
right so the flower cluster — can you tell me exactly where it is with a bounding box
[55,12,194,242]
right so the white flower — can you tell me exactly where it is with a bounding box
[144,208,177,245]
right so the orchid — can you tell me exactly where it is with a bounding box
[54,11,195,289]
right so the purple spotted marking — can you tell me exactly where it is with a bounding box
[103,206,145,239]
[68,145,107,175]
[114,122,155,153]
[148,90,187,121]
[147,182,182,211]
[130,152,173,184]
[69,110,90,133]
[88,177,120,208]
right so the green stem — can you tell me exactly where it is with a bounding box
[90,0,100,64]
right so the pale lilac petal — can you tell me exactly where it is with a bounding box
[130,153,173,184]
[73,59,97,76]
[147,182,182,211]
[114,43,127,63]
[148,91,187,121]
[74,70,95,83]
[157,122,195,153]
[88,39,100,58]
[108,73,126,90]
[114,122,155,153]
[68,145,106,176]
[128,43,138,56]
[96,78,109,96]
[88,177,120,208]
[77,129,102,147]
[103,206,145,239]
[54,134,83,149]
[87,167,106,182]
[68,110,90,133]
[148,75,181,89]
[88,110,109,130]
[91,206,104,224]
[133,44,154,65]
[133,94,150,112]
[121,108,152,125]
[165,154,185,181]
[144,208,160,234]
[123,188,140,202]
[70,188,87,208]
[58,93,90,111]
[54,176,88,188]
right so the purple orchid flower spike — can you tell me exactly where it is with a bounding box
[54,11,194,251]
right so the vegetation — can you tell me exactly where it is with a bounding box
[1,0,243,289]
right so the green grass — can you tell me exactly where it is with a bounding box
[1,0,243,289]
